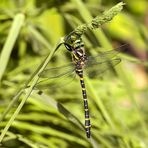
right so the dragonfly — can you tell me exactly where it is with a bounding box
[38,36,123,138]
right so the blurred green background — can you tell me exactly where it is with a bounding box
[0,0,148,148]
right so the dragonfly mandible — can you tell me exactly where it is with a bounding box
[38,37,122,138]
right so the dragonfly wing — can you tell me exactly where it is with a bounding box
[37,63,76,90]
[87,44,126,63]
[38,63,75,79]
[37,71,76,90]
[84,58,121,78]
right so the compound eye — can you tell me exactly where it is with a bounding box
[64,43,73,51]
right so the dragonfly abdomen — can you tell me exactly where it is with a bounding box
[76,69,91,138]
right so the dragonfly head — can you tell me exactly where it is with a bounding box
[64,43,73,51]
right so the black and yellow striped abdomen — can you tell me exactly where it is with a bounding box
[76,69,91,138]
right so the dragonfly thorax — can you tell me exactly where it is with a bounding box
[70,39,88,70]
[72,48,87,68]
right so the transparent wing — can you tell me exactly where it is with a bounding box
[38,63,75,79]
[37,71,76,90]
[36,63,76,90]
[84,58,121,78]
[87,44,126,63]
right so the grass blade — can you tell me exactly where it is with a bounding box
[0,13,25,81]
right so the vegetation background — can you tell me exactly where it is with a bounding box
[0,0,148,148]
